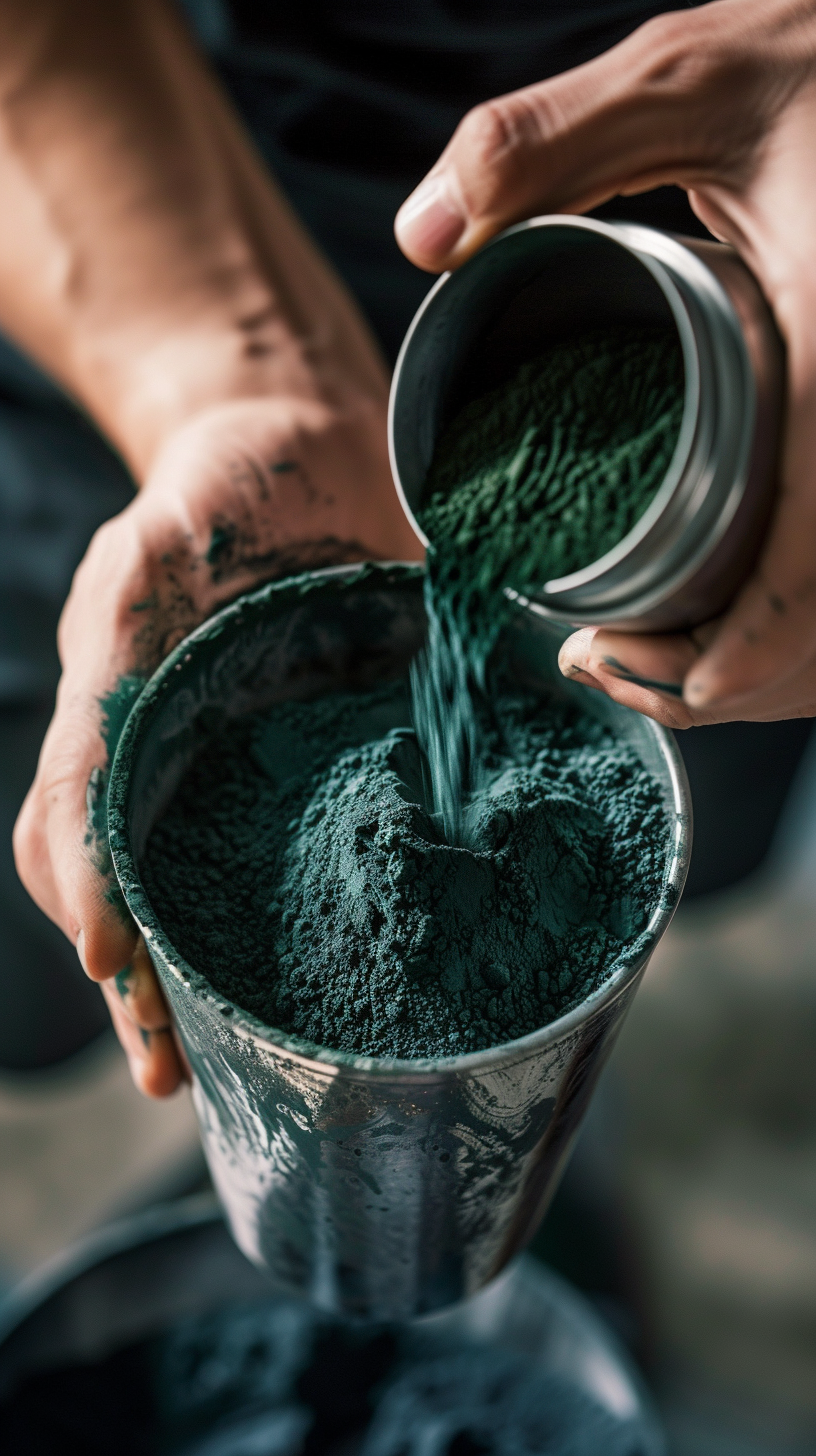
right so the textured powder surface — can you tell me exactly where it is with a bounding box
[142,678,667,1058]
[419,324,684,620]
[411,324,683,842]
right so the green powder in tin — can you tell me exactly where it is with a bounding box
[140,323,680,1058]
[420,324,683,610]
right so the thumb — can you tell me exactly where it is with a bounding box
[395,3,759,271]
[14,688,140,983]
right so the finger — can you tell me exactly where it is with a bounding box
[395,4,758,269]
[12,785,64,929]
[12,511,152,980]
[588,624,720,702]
[101,981,184,1099]
[15,758,139,983]
[563,624,816,724]
[559,627,707,729]
[113,936,171,1032]
[16,684,139,980]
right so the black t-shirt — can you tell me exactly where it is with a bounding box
[179,1,709,354]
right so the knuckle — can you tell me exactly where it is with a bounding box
[635,9,756,102]
[461,92,547,163]
[454,91,552,211]
[636,10,694,58]
[625,9,767,172]
[636,16,708,92]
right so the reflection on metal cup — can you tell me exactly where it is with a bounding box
[108,563,690,1320]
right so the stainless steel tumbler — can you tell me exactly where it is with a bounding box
[107,563,690,1321]
[389,215,784,634]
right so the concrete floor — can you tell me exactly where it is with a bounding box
[616,889,816,1454]
[612,735,816,1454]
[0,1030,203,1289]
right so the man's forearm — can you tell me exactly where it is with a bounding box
[0,0,387,476]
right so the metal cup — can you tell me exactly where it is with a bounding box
[108,563,690,1321]
[389,216,784,634]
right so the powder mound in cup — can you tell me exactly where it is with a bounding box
[142,679,668,1059]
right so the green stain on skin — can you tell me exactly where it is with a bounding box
[115,966,133,998]
[207,523,238,567]
[101,676,147,760]
[85,675,146,923]
[130,591,159,613]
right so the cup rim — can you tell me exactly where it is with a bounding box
[108,561,691,1080]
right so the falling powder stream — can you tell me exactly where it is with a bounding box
[411,323,684,844]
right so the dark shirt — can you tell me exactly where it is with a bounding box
[188,1,692,183]
[180,1,709,355]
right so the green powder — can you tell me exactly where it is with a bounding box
[412,324,683,842]
[142,680,667,1058]
[420,325,683,610]
[140,323,681,1058]
[87,674,147,922]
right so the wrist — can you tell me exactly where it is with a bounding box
[75,277,387,481]
[86,320,313,481]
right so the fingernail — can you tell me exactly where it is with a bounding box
[395,174,465,259]
[76,929,88,975]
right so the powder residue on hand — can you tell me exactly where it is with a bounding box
[142,679,667,1059]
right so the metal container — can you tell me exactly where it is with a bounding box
[107,562,690,1321]
[0,1196,665,1455]
[389,216,784,633]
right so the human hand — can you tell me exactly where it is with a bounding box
[395,0,816,730]
[14,394,421,1096]
[0,0,426,1094]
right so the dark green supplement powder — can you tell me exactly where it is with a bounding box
[142,678,667,1058]
[141,323,679,1058]
[411,324,683,841]
[419,325,683,607]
